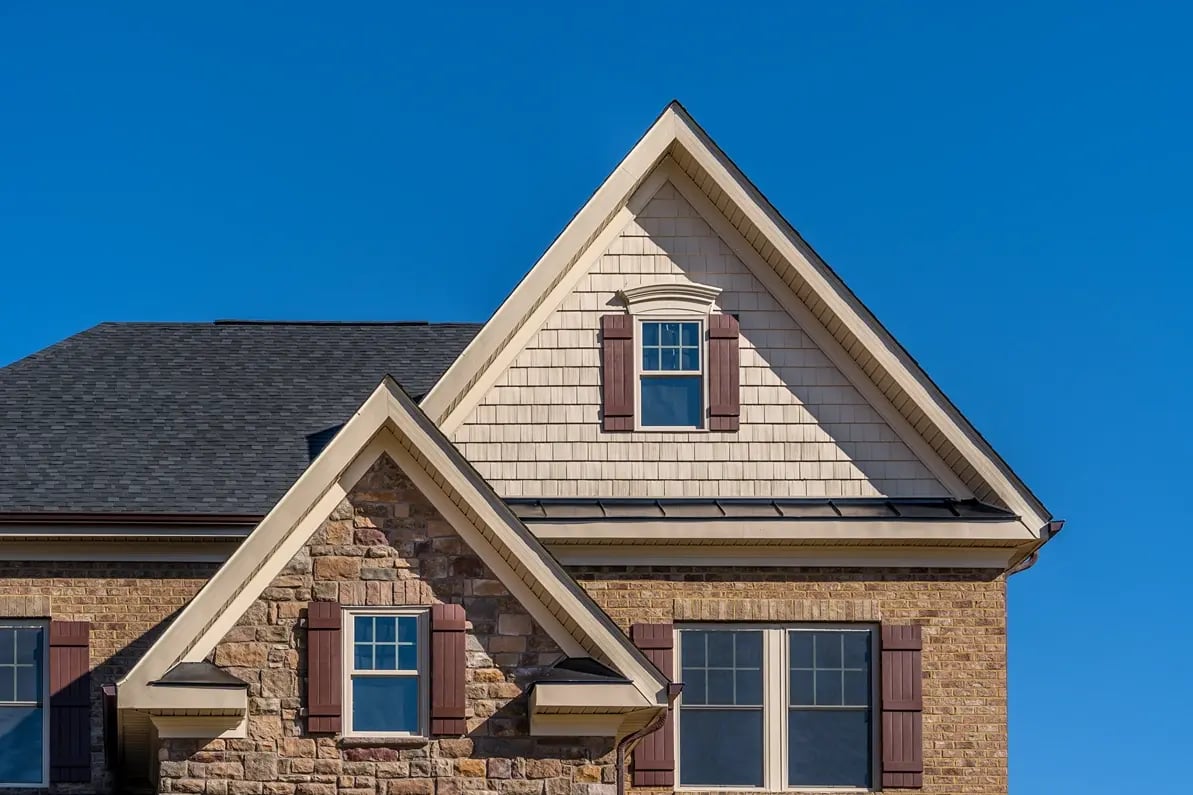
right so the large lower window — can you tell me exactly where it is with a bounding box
[678,625,875,790]
[344,609,427,736]
[0,621,46,787]
[639,320,703,428]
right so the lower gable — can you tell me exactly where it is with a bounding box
[452,181,952,500]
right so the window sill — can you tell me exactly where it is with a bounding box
[338,735,430,749]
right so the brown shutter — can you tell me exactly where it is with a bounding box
[49,620,91,783]
[601,314,635,431]
[630,623,675,787]
[881,625,924,789]
[431,603,467,735]
[707,313,740,431]
[306,602,342,733]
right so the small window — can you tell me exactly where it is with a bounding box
[639,320,703,428]
[677,625,876,790]
[0,621,47,787]
[344,609,427,736]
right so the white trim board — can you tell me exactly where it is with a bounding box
[118,378,669,711]
[420,101,1053,533]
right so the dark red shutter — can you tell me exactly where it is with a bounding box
[881,625,924,789]
[630,623,675,787]
[306,602,342,733]
[431,603,467,735]
[707,313,740,431]
[601,314,635,431]
[49,620,91,783]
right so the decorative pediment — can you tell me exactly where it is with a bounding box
[618,281,721,316]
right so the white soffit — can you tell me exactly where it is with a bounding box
[420,101,1052,533]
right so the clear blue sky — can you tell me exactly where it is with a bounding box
[1,3,1189,790]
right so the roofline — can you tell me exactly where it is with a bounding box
[0,512,260,527]
[118,377,669,708]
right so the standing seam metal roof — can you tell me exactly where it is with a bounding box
[0,321,481,514]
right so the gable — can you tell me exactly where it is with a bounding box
[424,103,1052,534]
[452,182,950,499]
[119,379,668,713]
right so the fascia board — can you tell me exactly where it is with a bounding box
[528,519,1035,544]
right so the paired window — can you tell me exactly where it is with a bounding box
[344,609,427,736]
[639,320,704,429]
[677,625,875,790]
[0,621,47,787]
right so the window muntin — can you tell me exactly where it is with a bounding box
[679,630,764,786]
[639,320,703,428]
[676,625,876,791]
[788,630,873,788]
[0,622,47,787]
[344,610,427,736]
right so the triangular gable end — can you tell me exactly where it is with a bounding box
[422,101,1053,534]
[119,377,669,709]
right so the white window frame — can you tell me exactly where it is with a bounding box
[634,317,708,432]
[342,607,430,739]
[0,619,49,789]
[674,623,880,793]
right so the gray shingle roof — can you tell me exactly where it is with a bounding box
[0,321,480,515]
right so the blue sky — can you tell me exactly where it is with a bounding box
[2,2,1190,789]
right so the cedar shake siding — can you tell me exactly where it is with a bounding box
[157,455,615,795]
[451,183,949,500]
[0,562,218,794]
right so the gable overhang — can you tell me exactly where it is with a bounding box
[118,378,669,727]
[421,101,1054,535]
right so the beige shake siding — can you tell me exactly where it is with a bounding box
[452,183,948,499]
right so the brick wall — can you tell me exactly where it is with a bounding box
[0,560,219,794]
[157,454,615,795]
[573,566,1009,794]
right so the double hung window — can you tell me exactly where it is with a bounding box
[0,621,46,787]
[344,609,427,736]
[639,320,703,428]
[677,625,876,790]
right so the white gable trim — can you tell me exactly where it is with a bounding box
[421,102,1051,532]
[119,378,669,708]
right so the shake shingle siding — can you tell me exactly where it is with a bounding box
[0,321,479,514]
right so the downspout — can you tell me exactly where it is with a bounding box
[1005,520,1065,577]
[616,683,683,795]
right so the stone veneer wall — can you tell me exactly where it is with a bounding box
[157,455,615,795]
[0,560,219,794]
[572,566,1009,795]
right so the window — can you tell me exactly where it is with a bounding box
[344,609,427,736]
[639,320,703,428]
[0,621,47,787]
[677,626,875,790]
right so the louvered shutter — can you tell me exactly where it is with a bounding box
[601,314,635,431]
[49,620,91,783]
[306,602,342,733]
[431,603,467,735]
[707,313,740,431]
[881,625,924,789]
[630,623,675,787]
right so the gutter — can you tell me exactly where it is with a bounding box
[1005,520,1065,577]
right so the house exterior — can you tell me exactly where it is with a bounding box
[0,103,1060,795]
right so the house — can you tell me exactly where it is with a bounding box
[0,102,1060,795]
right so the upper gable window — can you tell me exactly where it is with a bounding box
[344,608,427,737]
[639,320,703,428]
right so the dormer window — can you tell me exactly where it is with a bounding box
[601,280,740,433]
[639,320,703,428]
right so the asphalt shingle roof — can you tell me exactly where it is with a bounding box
[0,321,481,515]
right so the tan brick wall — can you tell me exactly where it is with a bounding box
[157,455,616,795]
[572,566,1008,794]
[452,182,947,500]
[0,561,219,794]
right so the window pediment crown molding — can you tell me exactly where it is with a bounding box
[618,281,721,316]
